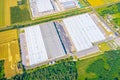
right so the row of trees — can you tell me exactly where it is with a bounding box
[10,61,77,80]
[0,60,5,79]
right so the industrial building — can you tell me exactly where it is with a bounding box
[62,13,106,52]
[29,0,80,17]
[58,0,79,9]
[20,22,66,66]
[29,0,56,17]
[20,12,111,67]
[40,22,65,59]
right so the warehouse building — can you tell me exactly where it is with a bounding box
[58,0,79,9]
[20,26,48,66]
[40,22,65,59]
[62,13,106,52]
[20,22,66,66]
[29,0,56,17]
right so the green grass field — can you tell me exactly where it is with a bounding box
[10,0,31,24]
[0,0,4,27]
[76,50,120,80]
[10,6,31,24]
[76,55,101,80]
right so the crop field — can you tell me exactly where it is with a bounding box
[87,0,120,7]
[0,29,21,78]
[0,0,18,28]
[0,0,4,27]
[0,29,18,44]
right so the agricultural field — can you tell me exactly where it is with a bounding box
[0,0,4,27]
[0,29,21,78]
[10,0,31,24]
[76,50,120,80]
[0,0,18,29]
[0,29,18,44]
[87,0,120,7]
[96,2,120,33]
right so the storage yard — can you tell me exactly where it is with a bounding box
[0,29,21,78]
[20,22,66,66]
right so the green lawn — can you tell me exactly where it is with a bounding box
[0,0,4,27]
[76,55,102,80]
[76,50,120,80]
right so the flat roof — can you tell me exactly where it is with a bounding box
[36,0,54,12]
[20,22,66,66]
[59,0,76,3]
[24,25,48,66]
[63,13,105,51]
[59,0,77,8]
[40,22,66,59]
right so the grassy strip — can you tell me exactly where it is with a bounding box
[16,8,91,27]
[0,8,91,31]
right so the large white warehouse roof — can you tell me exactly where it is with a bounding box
[59,0,75,3]
[24,25,48,66]
[63,13,105,51]
[36,0,54,12]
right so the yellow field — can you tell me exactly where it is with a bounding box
[87,0,120,7]
[0,29,21,78]
[0,0,17,28]
[0,29,18,44]
[98,42,111,52]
